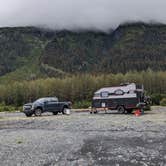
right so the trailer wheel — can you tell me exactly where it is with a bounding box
[140,109,144,114]
[117,106,125,114]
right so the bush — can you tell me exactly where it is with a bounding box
[150,94,161,105]
[150,93,166,105]
[160,98,166,106]
[0,103,17,112]
[0,71,165,107]
[73,100,91,109]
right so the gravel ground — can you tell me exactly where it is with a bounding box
[0,107,166,166]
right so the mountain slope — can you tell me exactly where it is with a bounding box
[42,24,166,73]
[0,23,166,82]
[0,27,55,76]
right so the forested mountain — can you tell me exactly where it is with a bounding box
[42,24,166,73]
[0,23,166,81]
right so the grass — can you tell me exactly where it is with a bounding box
[0,103,20,112]
[16,138,24,144]
[17,140,23,144]
[73,100,91,109]
[0,64,42,83]
[160,98,166,106]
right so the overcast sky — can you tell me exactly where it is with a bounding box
[0,0,166,31]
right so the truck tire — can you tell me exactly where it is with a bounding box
[25,112,33,117]
[62,107,68,114]
[34,108,42,116]
[117,106,125,114]
[94,110,98,114]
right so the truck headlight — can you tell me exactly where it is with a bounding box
[31,104,35,110]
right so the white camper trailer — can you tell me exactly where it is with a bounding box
[91,83,149,114]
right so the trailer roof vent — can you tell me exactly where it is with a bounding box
[114,89,124,95]
[120,82,130,86]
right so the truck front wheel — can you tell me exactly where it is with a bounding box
[34,108,42,116]
[25,112,33,117]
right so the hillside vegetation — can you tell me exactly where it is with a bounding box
[42,24,166,73]
[0,23,166,82]
[0,70,165,107]
[0,27,56,81]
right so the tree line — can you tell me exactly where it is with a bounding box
[0,70,165,106]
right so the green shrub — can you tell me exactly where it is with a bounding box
[73,100,91,109]
[0,71,165,107]
[150,94,160,105]
[150,94,166,105]
[0,104,17,112]
[151,94,163,105]
[160,98,166,106]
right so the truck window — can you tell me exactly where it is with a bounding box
[50,98,58,102]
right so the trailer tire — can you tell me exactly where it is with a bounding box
[141,109,144,114]
[117,106,125,114]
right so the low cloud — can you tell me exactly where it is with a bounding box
[0,0,166,31]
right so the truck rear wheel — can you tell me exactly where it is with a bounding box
[62,107,68,114]
[117,106,125,114]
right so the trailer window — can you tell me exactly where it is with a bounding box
[94,93,100,98]
[100,91,109,98]
[128,90,135,94]
[114,89,124,95]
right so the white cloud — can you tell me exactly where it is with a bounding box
[0,0,166,31]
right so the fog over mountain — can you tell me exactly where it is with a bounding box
[0,0,166,31]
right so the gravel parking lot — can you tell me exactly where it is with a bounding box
[0,107,166,166]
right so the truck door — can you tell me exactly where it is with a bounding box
[50,100,59,111]
[44,99,57,111]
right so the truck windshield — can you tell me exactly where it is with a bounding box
[35,98,46,103]
[35,97,58,103]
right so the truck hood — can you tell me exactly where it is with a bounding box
[23,103,33,107]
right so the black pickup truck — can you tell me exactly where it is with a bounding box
[23,97,71,117]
